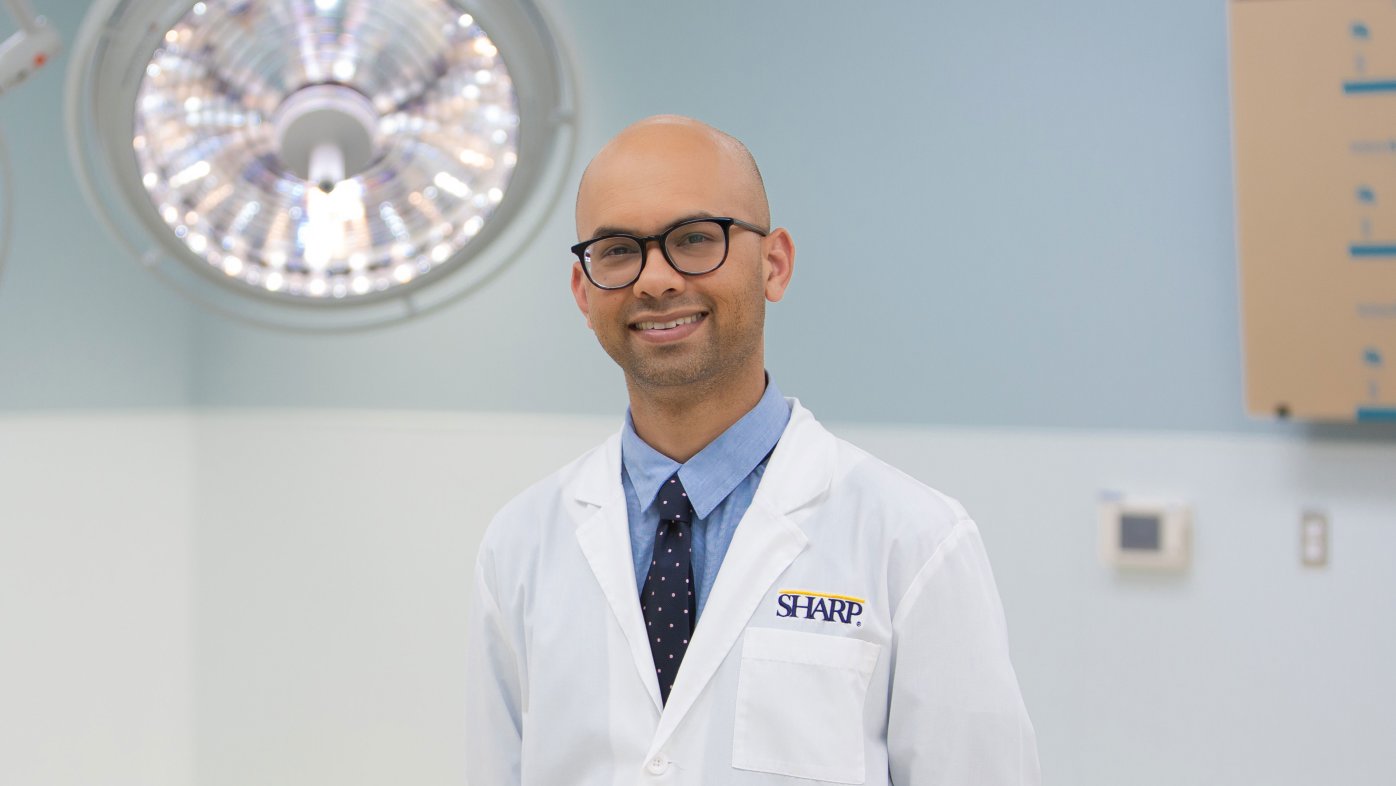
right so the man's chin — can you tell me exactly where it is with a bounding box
[625,355,717,390]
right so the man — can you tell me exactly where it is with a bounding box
[466,115,1040,785]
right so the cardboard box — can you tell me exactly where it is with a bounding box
[1231,0,1396,421]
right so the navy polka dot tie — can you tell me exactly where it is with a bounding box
[642,473,696,705]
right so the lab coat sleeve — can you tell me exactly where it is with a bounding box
[886,519,1041,786]
[464,554,524,786]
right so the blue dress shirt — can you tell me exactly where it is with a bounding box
[621,378,791,620]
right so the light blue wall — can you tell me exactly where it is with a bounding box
[3,0,1391,436]
[0,1,193,408]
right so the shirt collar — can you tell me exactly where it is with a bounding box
[621,377,791,520]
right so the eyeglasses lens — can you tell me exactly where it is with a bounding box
[585,220,727,288]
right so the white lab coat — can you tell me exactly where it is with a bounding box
[466,401,1040,785]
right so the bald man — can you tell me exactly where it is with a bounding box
[465,116,1040,785]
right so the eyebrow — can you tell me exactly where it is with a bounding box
[588,211,719,238]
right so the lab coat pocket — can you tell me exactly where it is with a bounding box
[732,627,881,784]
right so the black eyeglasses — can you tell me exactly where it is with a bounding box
[571,217,769,290]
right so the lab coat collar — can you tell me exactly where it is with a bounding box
[620,378,790,519]
[573,398,829,513]
[571,399,835,740]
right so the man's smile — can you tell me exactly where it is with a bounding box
[629,310,708,342]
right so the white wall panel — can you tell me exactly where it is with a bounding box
[0,414,195,786]
[850,425,1396,786]
[192,411,611,786]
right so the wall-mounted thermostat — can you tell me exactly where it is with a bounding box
[1098,497,1191,571]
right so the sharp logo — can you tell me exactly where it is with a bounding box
[775,589,865,626]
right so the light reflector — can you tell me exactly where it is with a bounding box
[134,0,517,301]
[67,0,574,329]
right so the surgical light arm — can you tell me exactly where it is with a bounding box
[0,0,60,95]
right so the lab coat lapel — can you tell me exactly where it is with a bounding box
[571,435,665,713]
[648,401,834,753]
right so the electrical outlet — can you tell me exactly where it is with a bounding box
[1301,511,1328,567]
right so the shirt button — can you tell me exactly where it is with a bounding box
[646,754,669,775]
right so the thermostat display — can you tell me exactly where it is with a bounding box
[1120,514,1163,551]
[1099,499,1191,571]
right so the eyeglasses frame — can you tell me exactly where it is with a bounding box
[570,216,770,290]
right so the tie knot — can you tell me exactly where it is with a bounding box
[655,473,692,525]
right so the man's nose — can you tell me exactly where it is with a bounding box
[632,241,685,299]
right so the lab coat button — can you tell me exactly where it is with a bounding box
[646,754,669,775]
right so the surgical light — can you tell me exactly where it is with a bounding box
[67,0,573,330]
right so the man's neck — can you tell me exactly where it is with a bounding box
[626,366,767,464]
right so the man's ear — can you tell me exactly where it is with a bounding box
[761,228,795,303]
[570,262,593,328]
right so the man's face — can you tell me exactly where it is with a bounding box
[571,127,788,392]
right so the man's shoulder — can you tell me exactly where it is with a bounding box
[833,435,968,518]
[782,400,971,532]
[821,430,974,554]
[811,432,990,611]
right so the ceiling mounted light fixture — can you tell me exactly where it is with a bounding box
[67,0,574,330]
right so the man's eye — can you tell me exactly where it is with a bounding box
[675,232,713,247]
[600,243,639,257]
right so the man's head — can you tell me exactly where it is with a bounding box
[570,115,794,396]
